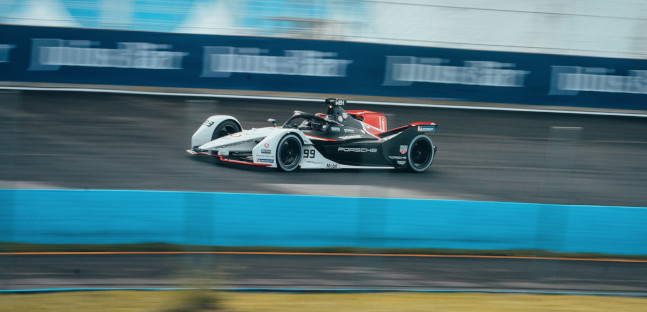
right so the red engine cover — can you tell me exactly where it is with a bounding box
[346,110,387,135]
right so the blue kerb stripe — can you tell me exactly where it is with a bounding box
[1,287,646,297]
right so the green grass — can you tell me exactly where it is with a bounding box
[0,291,646,312]
[2,242,646,260]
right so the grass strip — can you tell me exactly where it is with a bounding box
[0,291,646,312]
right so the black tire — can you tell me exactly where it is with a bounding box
[276,134,302,172]
[407,135,434,172]
[211,120,241,140]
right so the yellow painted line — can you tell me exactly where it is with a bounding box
[1,251,646,263]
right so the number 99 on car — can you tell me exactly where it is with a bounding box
[303,148,316,158]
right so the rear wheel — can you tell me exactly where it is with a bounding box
[211,120,241,140]
[276,134,302,172]
[407,135,434,172]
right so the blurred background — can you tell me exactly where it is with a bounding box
[1,0,647,58]
[1,0,647,310]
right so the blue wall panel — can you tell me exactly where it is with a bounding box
[385,201,542,250]
[1,25,646,110]
[563,205,647,255]
[7,190,185,244]
[2,189,646,255]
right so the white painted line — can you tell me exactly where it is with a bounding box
[550,126,584,130]
[0,86,317,102]
[352,100,647,118]
[2,86,647,118]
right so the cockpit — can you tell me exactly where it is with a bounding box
[282,111,339,131]
[282,98,348,131]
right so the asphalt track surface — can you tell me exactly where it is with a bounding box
[1,90,647,206]
[2,253,647,294]
[1,90,647,293]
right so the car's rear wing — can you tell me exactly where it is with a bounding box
[378,122,436,138]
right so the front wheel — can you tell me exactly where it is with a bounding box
[211,120,242,140]
[407,135,434,172]
[276,134,302,172]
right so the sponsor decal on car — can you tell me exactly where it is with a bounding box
[330,126,341,132]
[261,149,272,154]
[326,163,339,169]
[361,123,382,136]
[217,139,254,148]
[400,145,408,154]
[339,134,362,140]
[397,160,406,165]
[418,125,436,132]
[257,158,274,163]
[338,147,378,153]
[343,128,355,133]
[389,155,406,160]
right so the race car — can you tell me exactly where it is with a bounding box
[187,98,437,172]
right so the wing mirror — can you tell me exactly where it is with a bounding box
[267,118,277,127]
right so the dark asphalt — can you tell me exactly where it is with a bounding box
[1,90,647,206]
[2,254,646,293]
[1,90,647,293]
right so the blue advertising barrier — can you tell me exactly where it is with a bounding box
[2,189,646,255]
[0,25,646,110]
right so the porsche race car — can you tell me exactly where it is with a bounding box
[187,98,437,172]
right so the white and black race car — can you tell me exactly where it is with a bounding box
[187,98,437,172]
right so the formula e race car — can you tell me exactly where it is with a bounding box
[187,98,437,172]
